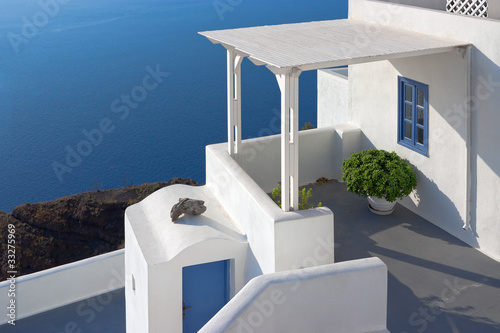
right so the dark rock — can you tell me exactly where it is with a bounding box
[0,178,198,281]
[170,198,207,222]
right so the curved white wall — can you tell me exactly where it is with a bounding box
[200,257,389,333]
[125,215,248,333]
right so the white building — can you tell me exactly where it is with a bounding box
[325,0,500,262]
[1,0,499,332]
[124,0,500,332]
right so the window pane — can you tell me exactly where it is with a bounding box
[405,122,412,139]
[405,104,412,120]
[417,89,424,107]
[405,85,413,102]
[417,108,424,125]
[417,127,424,144]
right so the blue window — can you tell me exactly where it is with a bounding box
[398,77,428,156]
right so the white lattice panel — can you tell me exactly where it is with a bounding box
[446,0,488,17]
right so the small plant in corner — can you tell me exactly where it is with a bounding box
[301,122,315,130]
[342,149,417,215]
[272,182,322,210]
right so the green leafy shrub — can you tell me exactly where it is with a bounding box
[342,149,417,202]
[272,183,322,210]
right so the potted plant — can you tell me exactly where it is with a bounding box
[341,149,417,215]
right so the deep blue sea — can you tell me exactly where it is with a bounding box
[0,0,347,212]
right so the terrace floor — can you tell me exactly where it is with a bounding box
[312,180,500,333]
[2,180,500,332]
[0,289,125,333]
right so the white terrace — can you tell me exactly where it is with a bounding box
[123,5,477,332]
[120,0,500,331]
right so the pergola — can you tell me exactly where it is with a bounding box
[199,19,469,212]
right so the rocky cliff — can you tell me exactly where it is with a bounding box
[0,178,197,281]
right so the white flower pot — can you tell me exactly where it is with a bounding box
[367,196,396,215]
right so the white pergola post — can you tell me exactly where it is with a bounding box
[275,68,302,211]
[227,49,244,158]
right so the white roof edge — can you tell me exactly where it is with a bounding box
[199,19,470,71]
[297,45,468,71]
[126,184,246,265]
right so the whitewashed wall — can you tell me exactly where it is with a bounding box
[318,68,349,128]
[125,133,338,332]
[0,250,124,325]
[235,127,338,193]
[125,217,149,333]
[206,138,335,274]
[346,0,500,260]
[274,210,335,271]
[125,221,247,333]
[490,0,500,19]
[349,52,471,244]
[200,257,389,333]
[206,145,279,277]
[234,126,360,193]
[147,241,247,333]
[125,184,248,333]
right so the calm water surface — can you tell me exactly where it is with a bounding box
[0,0,347,212]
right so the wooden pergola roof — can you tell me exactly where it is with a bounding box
[200,19,469,72]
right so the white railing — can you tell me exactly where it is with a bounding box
[200,257,389,333]
[0,249,124,325]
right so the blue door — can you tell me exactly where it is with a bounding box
[182,260,229,333]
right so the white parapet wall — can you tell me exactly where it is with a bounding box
[206,134,338,277]
[206,143,281,277]
[231,126,361,194]
[200,257,389,333]
[0,249,124,325]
